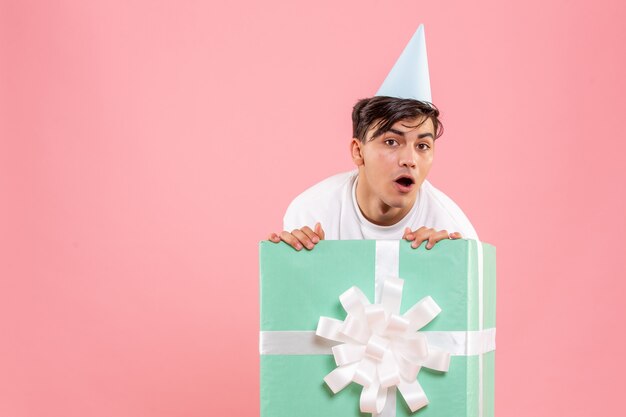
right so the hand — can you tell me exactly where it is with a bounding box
[403,226,462,249]
[268,222,325,251]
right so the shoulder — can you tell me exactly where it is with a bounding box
[288,170,356,206]
[283,170,357,230]
[420,180,479,240]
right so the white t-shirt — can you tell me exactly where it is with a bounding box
[283,170,478,240]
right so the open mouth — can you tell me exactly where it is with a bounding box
[394,176,415,187]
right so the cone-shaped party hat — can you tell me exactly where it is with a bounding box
[375,24,431,102]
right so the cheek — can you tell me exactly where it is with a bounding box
[365,151,393,169]
[418,156,433,175]
[372,151,396,166]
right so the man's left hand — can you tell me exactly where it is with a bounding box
[403,226,462,249]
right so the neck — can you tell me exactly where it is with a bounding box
[355,177,414,226]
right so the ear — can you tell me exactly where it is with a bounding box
[350,138,364,166]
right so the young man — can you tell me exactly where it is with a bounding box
[268,25,478,250]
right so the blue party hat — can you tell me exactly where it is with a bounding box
[375,24,431,102]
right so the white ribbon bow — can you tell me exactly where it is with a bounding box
[316,276,450,414]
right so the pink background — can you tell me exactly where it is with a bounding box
[1,0,625,416]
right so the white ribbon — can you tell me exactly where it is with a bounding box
[316,277,449,414]
[259,329,496,356]
[477,241,485,417]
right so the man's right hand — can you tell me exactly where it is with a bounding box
[268,222,325,251]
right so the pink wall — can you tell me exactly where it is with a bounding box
[2,1,625,416]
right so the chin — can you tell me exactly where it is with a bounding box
[383,197,410,209]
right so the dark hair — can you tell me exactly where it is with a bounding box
[352,96,443,142]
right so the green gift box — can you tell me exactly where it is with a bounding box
[260,239,496,417]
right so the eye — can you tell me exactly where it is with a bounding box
[417,143,431,151]
[384,139,398,146]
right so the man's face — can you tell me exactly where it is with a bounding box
[352,116,435,215]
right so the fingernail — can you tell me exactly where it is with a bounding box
[426,244,432,250]
[295,243,302,250]
[312,236,319,243]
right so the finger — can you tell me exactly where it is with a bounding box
[407,226,429,242]
[280,231,303,251]
[268,232,281,243]
[449,232,462,240]
[426,230,450,250]
[403,227,412,240]
[315,222,325,240]
[301,226,320,244]
[292,229,315,250]
[411,227,433,249]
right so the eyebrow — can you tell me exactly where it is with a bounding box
[385,128,434,140]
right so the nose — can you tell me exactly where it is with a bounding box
[399,147,417,168]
